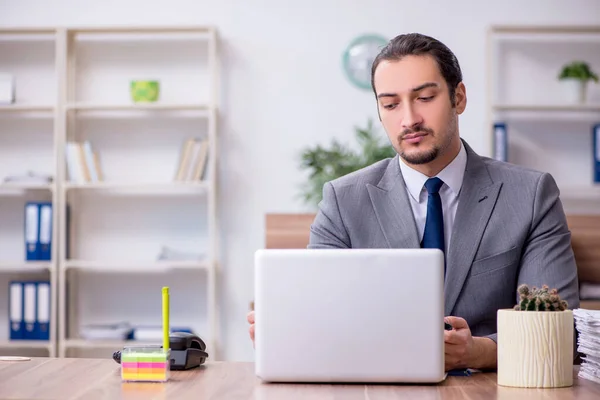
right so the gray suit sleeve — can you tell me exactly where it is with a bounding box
[517,172,580,311]
[516,173,580,359]
[485,333,497,343]
[308,182,351,249]
[481,174,578,353]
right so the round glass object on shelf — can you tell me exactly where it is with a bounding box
[342,34,388,90]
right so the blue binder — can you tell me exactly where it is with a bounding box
[9,281,24,340]
[24,202,40,261]
[9,280,51,341]
[38,203,52,261]
[23,282,37,340]
[23,202,52,261]
[593,124,600,184]
[36,281,51,341]
[493,123,508,162]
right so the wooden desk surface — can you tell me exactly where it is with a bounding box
[1,358,599,400]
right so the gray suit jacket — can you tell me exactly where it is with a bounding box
[308,139,580,343]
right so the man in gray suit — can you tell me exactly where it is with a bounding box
[248,32,580,371]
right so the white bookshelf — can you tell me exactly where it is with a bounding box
[486,25,600,215]
[0,26,220,360]
[0,28,59,358]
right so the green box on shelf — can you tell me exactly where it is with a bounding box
[130,80,160,103]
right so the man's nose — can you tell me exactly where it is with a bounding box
[401,104,423,130]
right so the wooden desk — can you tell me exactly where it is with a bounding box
[1,358,599,399]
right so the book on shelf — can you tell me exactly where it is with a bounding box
[174,137,209,182]
[65,140,104,184]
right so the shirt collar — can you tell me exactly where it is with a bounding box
[398,140,467,203]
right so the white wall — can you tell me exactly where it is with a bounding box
[2,0,599,361]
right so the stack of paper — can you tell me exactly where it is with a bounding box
[80,322,133,340]
[573,308,600,384]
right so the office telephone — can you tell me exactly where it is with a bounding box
[113,332,208,370]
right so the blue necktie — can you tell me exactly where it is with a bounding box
[421,177,445,260]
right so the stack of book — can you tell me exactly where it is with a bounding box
[174,137,209,181]
[574,308,600,384]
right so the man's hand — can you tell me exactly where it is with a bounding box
[247,311,255,347]
[444,316,497,371]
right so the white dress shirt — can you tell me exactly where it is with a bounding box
[398,141,467,255]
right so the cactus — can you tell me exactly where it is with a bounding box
[513,284,568,311]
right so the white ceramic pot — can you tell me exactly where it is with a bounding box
[561,78,587,104]
[497,309,574,388]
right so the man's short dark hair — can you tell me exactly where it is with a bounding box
[371,33,463,106]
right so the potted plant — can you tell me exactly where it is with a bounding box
[298,118,395,208]
[558,61,598,104]
[497,284,574,388]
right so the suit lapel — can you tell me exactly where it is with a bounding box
[444,141,503,315]
[366,155,421,249]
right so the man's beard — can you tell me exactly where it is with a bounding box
[400,146,439,165]
[397,125,439,165]
[398,119,456,165]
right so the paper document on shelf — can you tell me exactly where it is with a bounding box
[80,322,133,340]
[3,171,52,184]
[157,245,204,261]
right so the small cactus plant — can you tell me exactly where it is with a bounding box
[513,284,568,311]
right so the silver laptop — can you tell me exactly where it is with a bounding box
[253,248,446,383]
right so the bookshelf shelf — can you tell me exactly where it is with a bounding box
[67,25,216,35]
[0,183,54,194]
[0,261,52,272]
[0,340,53,349]
[63,181,210,196]
[0,105,55,113]
[493,103,600,112]
[66,103,212,112]
[63,339,157,349]
[0,26,220,361]
[64,338,197,351]
[62,259,209,272]
[560,185,600,200]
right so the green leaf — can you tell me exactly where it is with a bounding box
[519,299,528,310]
[298,118,396,207]
[558,60,599,82]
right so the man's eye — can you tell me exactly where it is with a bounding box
[383,103,397,109]
[418,96,434,101]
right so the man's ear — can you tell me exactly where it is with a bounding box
[454,82,467,114]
